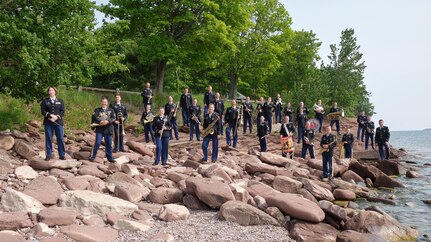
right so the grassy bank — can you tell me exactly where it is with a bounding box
[0,87,204,132]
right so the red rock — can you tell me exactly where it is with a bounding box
[38,207,78,226]
[63,177,90,190]
[0,230,26,242]
[40,237,69,242]
[245,162,278,175]
[105,212,127,226]
[125,141,154,157]
[49,168,75,179]
[23,176,63,205]
[60,225,118,242]
[319,200,348,221]
[167,171,189,183]
[376,159,403,176]
[106,172,142,188]
[333,188,356,201]
[374,174,405,188]
[336,230,386,242]
[148,187,183,204]
[114,184,149,203]
[132,210,152,222]
[159,204,190,222]
[289,221,339,242]
[246,182,280,199]
[300,178,334,201]
[341,170,365,183]
[73,151,91,160]
[182,194,210,210]
[78,165,107,179]
[0,135,15,151]
[406,170,422,178]
[187,178,235,209]
[272,175,302,193]
[0,211,33,230]
[14,140,37,160]
[219,201,280,226]
[348,160,384,182]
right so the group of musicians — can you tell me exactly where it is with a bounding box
[41,85,391,177]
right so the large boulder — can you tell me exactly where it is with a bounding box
[376,159,403,176]
[300,178,335,201]
[344,210,418,241]
[14,165,38,180]
[125,141,154,157]
[341,170,364,183]
[272,175,302,193]
[106,172,142,188]
[374,174,405,188]
[0,230,26,242]
[333,189,356,201]
[0,135,14,151]
[158,204,190,222]
[348,160,384,182]
[29,158,81,170]
[246,182,280,199]
[0,153,14,180]
[1,188,45,213]
[186,178,235,209]
[59,190,138,216]
[266,193,325,223]
[0,212,33,230]
[14,140,37,159]
[38,207,78,226]
[60,225,118,242]
[182,194,210,210]
[115,184,150,203]
[289,221,339,242]
[319,200,348,221]
[63,176,90,190]
[336,230,386,242]
[307,159,339,176]
[78,165,107,179]
[245,162,278,175]
[23,176,63,205]
[259,152,300,168]
[219,201,279,226]
[148,187,183,204]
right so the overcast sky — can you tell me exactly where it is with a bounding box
[94,0,430,131]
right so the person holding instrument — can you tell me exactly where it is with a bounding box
[203,85,215,115]
[341,126,354,159]
[364,116,375,150]
[257,116,269,152]
[357,111,367,142]
[89,96,116,163]
[41,87,66,161]
[152,107,172,166]
[140,104,155,144]
[313,99,324,132]
[263,97,275,133]
[180,88,192,127]
[328,102,342,135]
[283,102,293,124]
[110,93,128,153]
[214,92,225,135]
[375,119,390,161]
[141,82,153,107]
[165,96,179,140]
[275,93,283,123]
[280,115,295,159]
[224,100,240,148]
[302,121,315,159]
[320,126,337,181]
[189,99,202,141]
[242,96,253,135]
[256,97,265,125]
[201,104,220,163]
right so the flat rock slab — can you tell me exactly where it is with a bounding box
[23,176,63,205]
[38,207,78,226]
[1,188,45,213]
[29,158,82,170]
[0,230,26,242]
[60,225,118,242]
[0,211,33,230]
[219,200,279,226]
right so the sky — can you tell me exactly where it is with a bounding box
[94,0,431,131]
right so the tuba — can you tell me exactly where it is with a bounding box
[143,113,155,125]
[201,115,220,138]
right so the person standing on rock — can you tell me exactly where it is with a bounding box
[280,115,295,159]
[242,96,253,135]
[89,96,116,163]
[320,126,337,181]
[375,119,390,160]
[214,92,225,136]
[301,121,315,159]
[40,87,66,161]
[140,104,155,144]
[165,96,179,140]
[365,116,375,150]
[202,104,219,162]
[275,93,283,123]
[180,88,193,127]
[313,99,324,133]
[109,93,128,153]
[203,85,215,115]
[257,116,269,152]
[189,99,202,141]
[296,101,309,116]
[225,100,240,148]
[329,102,342,135]
[256,97,265,125]
[296,107,307,144]
[357,111,368,142]
[152,107,172,166]
[141,82,153,107]
[283,102,293,124]
[263,97,275,133]
[342,126,354,159]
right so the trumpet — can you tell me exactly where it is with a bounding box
[192,113,201,125]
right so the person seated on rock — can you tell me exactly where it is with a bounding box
[320,126,337,181]
[342,126,354,159]
[152,107,172,167]
[301,121,315,159]
[280,115,295,159]
[375,119,390,161]
[364,116,375,150]
[224,100,240,148]
[89,96,116,163]
[257,116,269,152]
[140,104,155,144]
[41,87,66,161]
[202,104,219,163]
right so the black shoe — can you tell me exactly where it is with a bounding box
[120,150,125,152]
[108,159,116,163]
[113,150,118,153]
[59,157,66,160]
[152,162,159,166]
[45,157,51,161]
[211,160,217,163]
[162,164,169,168]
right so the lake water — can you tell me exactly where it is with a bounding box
[359,130,431,241]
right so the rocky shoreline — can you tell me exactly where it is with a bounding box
[0,118,423,241]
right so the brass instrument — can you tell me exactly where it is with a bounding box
[201,115,220,138]
[313,104,325,114]
[172,101,179,118]
[327,109,344,121]
[91,110,108,129]
[339,143,345,159]
[192,113,201,125]
[233,105,243,138]
[143,113,155,125]
[90,123,104,128]
[321,139,337,153]
[117,112,126,136]
[303,136,314,146]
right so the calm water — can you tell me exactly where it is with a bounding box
[359,130,431,240]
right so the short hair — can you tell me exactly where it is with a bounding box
[209,103,215,108]
[114,93,121,98]
[159,107,165,111]
[47,87,58,95]
[101,96,108,101]
[379,119,384,122]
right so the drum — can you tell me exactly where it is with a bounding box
[281,136,294,155]
[308,118,321,131]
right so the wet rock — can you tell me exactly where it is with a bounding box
[374,174,404,188]
[376,159,403,176]
[341,170,364,183]
[406,170,422,178]
[333,189,356,201]
[319,200,348,221]
[219,201,279,226]
[348,160,384,182]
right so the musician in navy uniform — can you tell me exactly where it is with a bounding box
[140,104,155,143]
[283,102,293,124]
[329,102,342,135]
[214,92,225,135]
[296,102,309,116]
[203,85,215,115]
[257,116,269,152]
[41,87,66,161]
[152,107,172,166]
[275,93,283,123]
[90,96,116,163]
[313,99,324,133]
[302,121,315,159]
[296,107,308,144]
[280,116,295,158]
[263,97,275,132]
[188,99,202,141]
[109,94,128,153]
[141,82,153,107]
[242,96,253,135]
[320,126,337,181]
[375,119,390,161]
[224,100,240,148]
[165,96,179,140]
[180,88,193,127]
[202,104,219,163]
[364,116,375,150]
[357,111,368,142]
[341,127,354,158]
[256,97,265,125]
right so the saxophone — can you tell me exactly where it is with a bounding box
[201,115,220,138]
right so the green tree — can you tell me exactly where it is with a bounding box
[0,0,125,101]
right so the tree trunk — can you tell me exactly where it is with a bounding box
[155,60,167,94]
[229,73,238,100]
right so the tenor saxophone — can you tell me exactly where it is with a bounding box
[202,115,220,138]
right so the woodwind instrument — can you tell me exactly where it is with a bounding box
[321,139,336,153]
[201,115,220,138]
